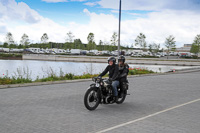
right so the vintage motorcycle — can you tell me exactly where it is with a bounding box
[84,77,129,111]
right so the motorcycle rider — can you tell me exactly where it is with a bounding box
[118,55,129,97]
[98,56,119,102]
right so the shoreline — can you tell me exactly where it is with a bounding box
[0,57,22,60]
[1,68,200,89]
[22,54,200,66]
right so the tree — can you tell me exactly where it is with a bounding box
[154,43,160,53]
[149,43,160,53]
[87,33,95,50]
[190,44,199,55]
[41,33,49,43]
[5,32,14,45]
[66,31,75,43]
[148,44,153,53]
[98,40,103,51]
[111,32,118,46]
[3,42,8,48]
[74,39,82,49]
[165,35,176,59]
[20,33,30,46]
[135,33,147,50]
[191,34,200,57]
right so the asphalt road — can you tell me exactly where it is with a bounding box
[1,72,200,133]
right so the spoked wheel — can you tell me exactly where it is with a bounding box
[84,87,100,111]
[116,90,127,104]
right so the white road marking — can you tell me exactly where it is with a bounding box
[95,98,200,133]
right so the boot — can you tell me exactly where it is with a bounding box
[113,96,118,103]
[119,92,123,98]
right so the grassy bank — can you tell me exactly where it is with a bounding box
[0,68,154,85]
[0,53,22,60]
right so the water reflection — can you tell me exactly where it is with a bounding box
[0,60,194,80]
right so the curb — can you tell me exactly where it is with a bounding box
[1,68,200,89]
[0,79,91,89]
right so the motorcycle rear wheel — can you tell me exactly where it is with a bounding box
[84,87,100,111]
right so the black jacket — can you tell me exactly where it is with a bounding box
[118,63,129,82]
[99,64,119,81]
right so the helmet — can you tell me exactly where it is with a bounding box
[118,55,125,63]
[107,56,116,64]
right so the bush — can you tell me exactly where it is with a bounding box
[0,53,22,58]
[128,68,154,75]
[0,67,154,85]
[142,55,159,58]
[0,77,32,85]
[65,73,74,80]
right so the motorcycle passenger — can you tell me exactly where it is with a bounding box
[98,56,119,101]
[118,55,129,97]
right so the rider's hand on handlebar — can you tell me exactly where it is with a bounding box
[108,78,112,84]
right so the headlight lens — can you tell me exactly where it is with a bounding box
[96,83,100,87]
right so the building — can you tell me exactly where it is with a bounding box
[176,44,192,52]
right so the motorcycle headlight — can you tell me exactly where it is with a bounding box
[96,83,100,87]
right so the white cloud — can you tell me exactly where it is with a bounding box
[84,2,97,7]
[0,0,42,24]
[1,0,200,49]
[42,0,86,3]
[71,0,87,1]
[11,18,69,43]
[97,0,200,11]
[41,0,68,3]
[111,10,119,13]
[0,0,69,43]
[74,9,200,47]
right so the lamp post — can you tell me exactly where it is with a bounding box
[118,0,122,56]
[198,43,199,60]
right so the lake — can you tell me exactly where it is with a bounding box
[0,60,194,80]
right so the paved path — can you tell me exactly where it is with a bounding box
[0,72,200,133]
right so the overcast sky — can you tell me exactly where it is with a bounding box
[0,0,200,48]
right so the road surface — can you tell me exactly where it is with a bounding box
[1,72,200,133]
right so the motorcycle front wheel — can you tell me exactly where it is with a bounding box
[84,87,100,111]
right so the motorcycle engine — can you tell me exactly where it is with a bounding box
[105,96,114,104]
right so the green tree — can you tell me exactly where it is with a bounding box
[165,35,176,59]
[149,43,160,53]
[9,44,17,49]
[20,33,30,46]
[3,42,9,48]
[111,32,118,46]
[154,43,160,53]
[190,44,199,55]
[74,39,82,49]
[98,40,103,51]
[41,33,49,44]
[18,44,24,49]
[66,31,75,43]
[191,34,200,56]
[87,33,95,50]
[5,32,15,45]
[148,44,153,53]
[135,33,147,51]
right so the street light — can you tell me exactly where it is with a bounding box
[198,43,199,60]
[118,0,122,56]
